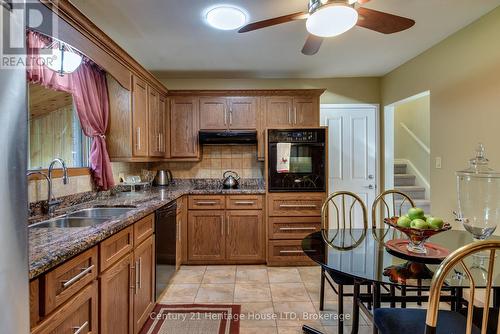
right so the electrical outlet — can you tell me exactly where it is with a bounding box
[435,157,442,169]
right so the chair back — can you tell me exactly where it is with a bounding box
[320,191,368,250]
[371,190,416,241]
[426,240,500,334]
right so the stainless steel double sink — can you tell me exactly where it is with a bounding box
[30,206,136,228]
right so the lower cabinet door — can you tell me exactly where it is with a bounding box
[31,281,98,334]
[226,210,264,262]
[99,253,134,334]
[187,210,226,262]
[133,235,156,334]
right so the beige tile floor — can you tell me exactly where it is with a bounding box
[158,265,375,334]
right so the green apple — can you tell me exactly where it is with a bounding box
[408,207,425,220]
[411,218,429,229]
[424,215,430,221]
[427,217,444,229]
[397,216,412,228]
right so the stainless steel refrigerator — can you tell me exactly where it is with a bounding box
[0,0,30,332]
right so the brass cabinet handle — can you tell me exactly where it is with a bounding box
[279,250,304,254]
[224,105,227,126]
[221,216,224,236]
[62,264,94,289]
[135,260,139,294]
[138,257,142,289]
[196,201,217,205]
[72,321,89,334]
[136,127,141,150]
[234,201,255,205]
[279,227,317,231]
[279,204,317,208]
[130,264,136,292]
[229,109,233,126]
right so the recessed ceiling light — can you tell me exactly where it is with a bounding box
[205,5,248,30]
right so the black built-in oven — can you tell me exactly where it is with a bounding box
[267,128,326,192]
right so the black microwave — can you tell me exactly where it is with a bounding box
[267,128,326,192]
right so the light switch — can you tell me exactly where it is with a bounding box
[435,157,442,169]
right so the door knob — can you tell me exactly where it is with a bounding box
[368,174,374,180]
[366,184,374,190]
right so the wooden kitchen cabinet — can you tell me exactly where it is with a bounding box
[133,235,155,334]
[170,97,200,159]
[199,97,227,130]
[264,96,293,128]
[132,75,149,157]
[227,97,257,129]
[199,96,257,130]
[32,281,98,334]
[160,95,171,158]
[99,253,134,334]
[41,247,98,315]
[293,97,319,126]
[268,193,325,217]
[148,87,162,157]
[187,210,226,262]
[226,210,264,262]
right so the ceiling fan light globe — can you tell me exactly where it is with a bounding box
[306,5,358,38]
[45,49,82,74]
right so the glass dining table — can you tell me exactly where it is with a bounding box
[301,229,500,333]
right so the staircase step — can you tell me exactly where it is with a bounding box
[394,174,416,186]
[395,186,426,200]
[394,163,407,174]
[395,199,432,214]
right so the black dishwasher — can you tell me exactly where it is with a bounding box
[155,201,177,300]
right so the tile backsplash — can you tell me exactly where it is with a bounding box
[151,145,263,179]
[27,145,263,203]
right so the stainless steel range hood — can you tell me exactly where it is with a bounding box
[199,130,257,145]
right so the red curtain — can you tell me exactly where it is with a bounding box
[27,30,115,190]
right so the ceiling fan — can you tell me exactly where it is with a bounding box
[238,0,415,55]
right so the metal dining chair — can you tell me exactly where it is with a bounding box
[374,240,500,334]
[317,191,369,333]
[371,190,417,308]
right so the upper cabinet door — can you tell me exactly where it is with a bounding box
[293,97,319,127]
[228,97,257,130]
[264,96,293,128]
[160,95,170,159]
[148,87,162,157]
[170,97,200,158]
[132,76,149,157]
[199,97,227,130]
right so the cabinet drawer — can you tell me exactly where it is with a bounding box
[33,281,98,334]
[41,247,98,316]
[268,193,324,217]
[189,195,225,210]
[226,195,263,210]
[134,214,154,246]
[269,217,321,240]
[100,226,134,273]
[268,240,316,266]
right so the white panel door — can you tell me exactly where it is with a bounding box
[322,105,378,226]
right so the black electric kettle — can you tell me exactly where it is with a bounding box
[222,171,240,189]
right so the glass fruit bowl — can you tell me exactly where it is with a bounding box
[384,217,452,254]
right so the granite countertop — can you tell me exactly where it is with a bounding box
[29,179,265,279]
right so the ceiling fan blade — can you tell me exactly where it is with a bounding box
[238,11,309,33]
[356,7,415,34]
[357,0,371,3]
[301,34,324,56]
